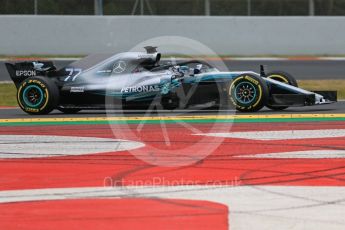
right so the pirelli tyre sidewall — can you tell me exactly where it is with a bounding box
[266,71,298,111]
[229,74,269,112]
[17,77,59,115]
[266,71,298,87]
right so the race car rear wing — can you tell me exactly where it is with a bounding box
[5,61,56,88]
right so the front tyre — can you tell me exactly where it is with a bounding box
[17,77,59,115]
[266,71,298,111]
[267,71,298,87]
[229,74,269,112]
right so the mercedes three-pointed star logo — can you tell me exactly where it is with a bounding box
[113,61,127,74]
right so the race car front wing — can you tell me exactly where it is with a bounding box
[265,77,337,107]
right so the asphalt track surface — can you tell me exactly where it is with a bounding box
[1,59,345,81]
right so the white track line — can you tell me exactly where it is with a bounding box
[198,129,345,140]
[0,186,344,230]
[0,135,144,158]
[235,149,345,159]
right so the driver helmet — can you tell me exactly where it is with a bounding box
[179,65,189,74]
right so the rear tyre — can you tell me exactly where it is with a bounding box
[266,71,298,111]
[229,74,269,112]
[58,108,81,114]
[17,76,59,115]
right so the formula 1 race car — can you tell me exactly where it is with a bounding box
[5,47,337,115]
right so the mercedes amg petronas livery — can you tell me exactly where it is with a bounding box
[6,47,337,115]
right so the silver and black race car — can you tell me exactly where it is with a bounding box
[5,47,336,115]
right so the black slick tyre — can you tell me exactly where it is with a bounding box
[266,71,298,111]
[229,74,269,112]
[17,76,59,115]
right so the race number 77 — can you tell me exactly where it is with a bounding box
[64,68,82,82]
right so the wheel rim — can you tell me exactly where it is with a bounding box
[234,82,256,104]
[22,85,44,108]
